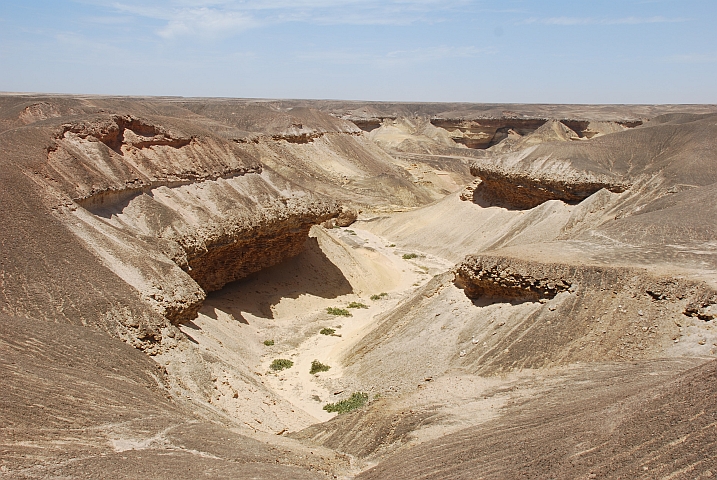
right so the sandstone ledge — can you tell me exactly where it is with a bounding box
[454,254,717,306]
[469,164,629,209]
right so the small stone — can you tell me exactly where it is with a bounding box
[638,310,644,316]
[459,350,467,357]
[548,305,556,311]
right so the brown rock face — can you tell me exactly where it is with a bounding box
[179,200,340,292]
[470,165,629,209]
[455,254,717,306]
[29,112,343,325]
[323,206,358,228]
[454,255,574,301]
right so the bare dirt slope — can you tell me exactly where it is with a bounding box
[0,313,346,479]
[357,357,717,480]
[1,94,716,479]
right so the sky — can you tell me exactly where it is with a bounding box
[0,0,715,103]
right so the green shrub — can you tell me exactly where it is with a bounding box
[346,230,356,235]
[309,360,331,375]
[320,327,336,336]
[402,253,418,259]
[370,292,388,301]
[270,359,293,371]
[263,339,274,346]
[388,244,396,247]
[326,307,352,317]
[323,392,369,414]
[347,301,368,309]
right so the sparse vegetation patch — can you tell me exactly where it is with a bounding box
[320,327,336,335]
[309,360,331,374]
[263,339,274,346]
[327,307,352,317]
[347,301,368,309]
[323,392,369,414]
[270,358,293,371]
[402,253,418,259]
[370,292,389,301]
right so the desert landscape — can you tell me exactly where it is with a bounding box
[1,94,717,479]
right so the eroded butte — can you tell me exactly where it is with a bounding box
[1,95,717,479]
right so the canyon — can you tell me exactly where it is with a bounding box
[1,94,717,479]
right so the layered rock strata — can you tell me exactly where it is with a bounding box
[468,141,630,209]
[455,254,717,307]
[40,114,341,325]
[470,163,629,209]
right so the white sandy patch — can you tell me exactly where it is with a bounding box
[260,225,453,423]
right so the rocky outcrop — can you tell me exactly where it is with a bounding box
[469,146,629,209]
[59,115,193,153]
[455,254,717,307]
[471,164,629,209]
[431,118,549,149]
[454,255,576,301]
[47,115,261,207]
[322,205,358,228]
[71,171,339,319]
[38,114,342,323]
[19,101,62,124]
[459,179,482,201]
[156,187,341,292]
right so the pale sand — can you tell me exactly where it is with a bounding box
[178,224,452,432]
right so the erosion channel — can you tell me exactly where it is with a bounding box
[2,96,717,479]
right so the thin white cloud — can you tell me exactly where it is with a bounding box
[156,8,257,38]
[75,0,476,38]
[518,15,688,26]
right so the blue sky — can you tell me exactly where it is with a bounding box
[0,0,715,103]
